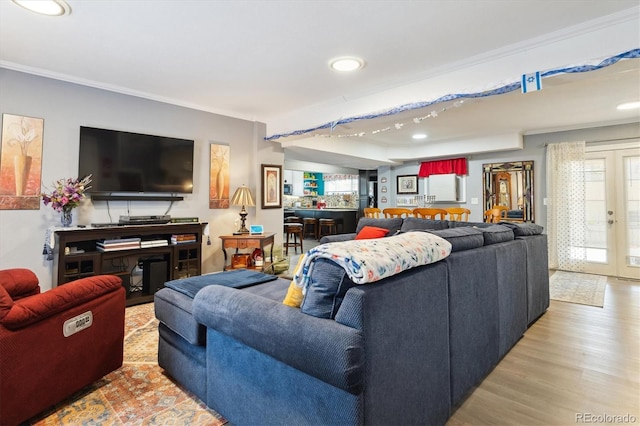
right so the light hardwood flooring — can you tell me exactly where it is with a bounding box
[447,276,640,425]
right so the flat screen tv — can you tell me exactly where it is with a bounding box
[78,126,194,195]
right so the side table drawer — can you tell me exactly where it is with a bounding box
[224,239,258,249]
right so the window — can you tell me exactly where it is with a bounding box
[323,174,358,194]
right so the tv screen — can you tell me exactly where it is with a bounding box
[78,126,194,194]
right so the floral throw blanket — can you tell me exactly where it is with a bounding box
[293,231,452,293]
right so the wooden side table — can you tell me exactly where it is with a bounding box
[219,233,275,272]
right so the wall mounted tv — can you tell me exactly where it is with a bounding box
[78,126,194,199]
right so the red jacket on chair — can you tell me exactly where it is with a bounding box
[0,269,125,426]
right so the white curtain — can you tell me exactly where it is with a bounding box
[546,141,586,271]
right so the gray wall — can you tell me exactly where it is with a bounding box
[385,122,640,228]
[0,69,284,291]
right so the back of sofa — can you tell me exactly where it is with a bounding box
[335,260,452,426]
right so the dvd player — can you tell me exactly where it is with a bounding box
[118,215,171,225]
[91,223,121,228]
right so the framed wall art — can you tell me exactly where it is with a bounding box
[261,164,282,209]
[397,174,418,194]
[0,113,44,210]
[209,143,230,209]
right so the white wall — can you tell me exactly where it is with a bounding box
[0,69,284,291]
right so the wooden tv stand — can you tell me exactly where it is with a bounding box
[53,223,206,306]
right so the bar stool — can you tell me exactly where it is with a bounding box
[283,223,303,255]
[318,218,337,240]
[303,218,318,240]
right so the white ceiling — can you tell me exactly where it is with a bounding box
[1,0,639,169]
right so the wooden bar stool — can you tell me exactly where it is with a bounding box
[318,218,337,240]
[303,218,318,240]
[284,216,303,224]
[283,223,303,255]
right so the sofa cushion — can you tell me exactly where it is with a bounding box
[448,221,492,228]
[301,258,356,318]
[475,225,514,245]
[355,226,389,240]
[155,288,205,346]
[283,256,305,308]
[400,217,449,232]
[355,217,403,235]
[426,227,485,252]
[499,222,544,236]
[295,232,452,318]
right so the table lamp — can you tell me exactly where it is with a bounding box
[231,185,255,234]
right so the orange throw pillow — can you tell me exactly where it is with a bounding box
[355,226,389,240]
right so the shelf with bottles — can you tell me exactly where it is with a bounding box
[303,172,323,195]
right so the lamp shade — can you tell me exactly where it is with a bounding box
[231,186,255,207]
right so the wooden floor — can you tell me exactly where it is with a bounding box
[447,276,640,426]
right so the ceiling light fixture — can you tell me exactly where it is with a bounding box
[329,57,365,72]
[11,0,71,16]
[412,133,427,140]
[617,101,640,110]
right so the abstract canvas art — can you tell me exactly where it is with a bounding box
[0,114,44,210]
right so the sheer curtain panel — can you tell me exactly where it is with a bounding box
[546,141,586,271]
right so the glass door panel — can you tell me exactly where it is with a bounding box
[581,146,640,279]
[584,159,608,263]
[617,151,640,279]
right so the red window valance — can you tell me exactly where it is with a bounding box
[418,157,467,177]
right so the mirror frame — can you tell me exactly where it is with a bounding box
[482,160,534,222]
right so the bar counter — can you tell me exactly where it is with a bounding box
[284,208,359,234]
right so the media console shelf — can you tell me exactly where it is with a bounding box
[54,223,206,306]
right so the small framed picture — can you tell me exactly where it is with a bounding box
[261,164,282,209]
[397,175,418,194]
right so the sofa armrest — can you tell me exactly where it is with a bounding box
[0,275,123,330]
[319,233,356,243]
[0,269,40,299]
[193,285,364,394]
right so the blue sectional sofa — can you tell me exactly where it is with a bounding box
[154,218,549,425]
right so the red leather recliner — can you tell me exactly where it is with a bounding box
[0,269,126,425]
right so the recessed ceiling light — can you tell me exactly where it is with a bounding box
[11,0,71,16]
[412,133,428,140]
[617,101,640,110]
[329,57,365,72]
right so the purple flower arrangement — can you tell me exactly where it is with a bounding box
[42,175,92,212]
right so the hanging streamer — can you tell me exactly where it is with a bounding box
[265,48,639,142]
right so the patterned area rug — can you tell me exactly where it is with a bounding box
[549,270,607,308]
[28,303,226,425]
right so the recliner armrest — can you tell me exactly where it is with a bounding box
[193,285,364,394]
[0,268,40,299]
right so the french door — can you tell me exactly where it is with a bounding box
[583,145,640,279]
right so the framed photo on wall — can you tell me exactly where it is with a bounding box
[261,164,282,209]
[397,174,418,194]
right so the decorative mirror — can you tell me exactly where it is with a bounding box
[482,161,534,222]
